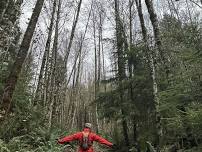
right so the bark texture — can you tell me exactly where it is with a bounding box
[0,0,45,118]
[114,0,130,148]
[136,0,162,151]
[0,0,10,22]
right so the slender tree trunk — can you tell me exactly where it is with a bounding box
[48,0,61,131]
[114,0,130,148]
[129,0,140,149]
[129,0,134,49]
[136,0,162,151]
[144,0,162,52]
[145,0,170,79]
[93,10,97,97]
[144,1,164,150]
[35,0,57,105]
[68,62,78,129]
[75,44,82,85]
[64,0,83,70]
[98,13,102,88]
[92,7,100,133]
[0,0,45,119]
[101,26,106,91]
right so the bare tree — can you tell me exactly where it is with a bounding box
[64,0,83,70]
[64,2,92,130]
[35,0,58,105]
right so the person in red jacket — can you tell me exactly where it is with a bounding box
[58,123,114,152]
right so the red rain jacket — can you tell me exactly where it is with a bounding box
[58,128,113,152]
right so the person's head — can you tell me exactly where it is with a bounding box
[84,123,92,129]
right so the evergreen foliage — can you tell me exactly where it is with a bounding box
[0,0,202,152]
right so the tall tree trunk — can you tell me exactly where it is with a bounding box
[93,10,97,97]
[92,7,100,133]
[101,25,106,92]
[129,0,134,49]
[136,0,162,151]
[0,0,45,119]
[75,44,82,85]
[64,0,83,70]
[114,0,130,148]
[144,0,162,53]
[145,0,170,79]
[98,13,102,88]
[129,0,140,148]
[144,1,164,150]
[48,0,61,131]
[35,0,57,105]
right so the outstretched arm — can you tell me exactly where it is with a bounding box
[93,134,113,147]
[58,133,80,144]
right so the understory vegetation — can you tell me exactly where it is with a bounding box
[0,0,202,151]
